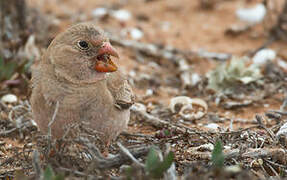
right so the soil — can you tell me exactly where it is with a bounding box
[1,0,287,179]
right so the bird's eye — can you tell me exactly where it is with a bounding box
[77,40,90,50]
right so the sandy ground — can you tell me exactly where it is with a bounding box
[2,0,287,178]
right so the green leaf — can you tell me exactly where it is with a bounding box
[124,166,133,180]
[145,147,160,173]
[0,57,30,81]
[280,168,285,177]
[53,174,65,180]
[145,147,174,178]
[44,165,55,180]
[211,140,224,168]
[0,58,4,68]
[163,129,170,136]
[4,61,16,79]
[152,151,174,178]
[0,58,17,81]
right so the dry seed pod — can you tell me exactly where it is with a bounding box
[169,96,208,120]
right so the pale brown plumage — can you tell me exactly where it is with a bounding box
[30,23,134,145]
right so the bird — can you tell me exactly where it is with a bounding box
[30,22,134,148]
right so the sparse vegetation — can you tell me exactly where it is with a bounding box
[207,56,262,94]
[211,140,224,168]
[1,0,287,179]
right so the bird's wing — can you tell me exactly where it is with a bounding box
[31,61,66,106]
[107,71,134,110]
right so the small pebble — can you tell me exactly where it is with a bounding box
[131,103,146,112]
[91,8,108,18]
[204,123,219,130]
[252,49,276,65]
[25,143,33,148]
[112,9,131,21]
[191,73,201,86]
[278,59,287,70]
[6,144,13,150]
[276,122,287,137]
[130,28,144,40]
[145,89,153,96]
[197,143,214,151]
[224,145,231,150]
[225,165,242,173]
[236,3,266,24]
[1,94,17,103]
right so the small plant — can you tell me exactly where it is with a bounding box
[145,147,174,178]
[155,129,174,138]
[207,56,262,94]
[43,165,64,180]
[0,58,17,81]
[124,146,174,179]
[14,165,64,180]
[0,57,29,82]
[211,140,224,168]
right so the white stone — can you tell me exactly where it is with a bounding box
[224,145,231,150]
[1,94,17,103]
[130,28,144,40]
[178,59,189,71]
[240,76,254,84]
[236,3,266,24]
[145,89,153,96]
[191,73,201,85]
[129,70,136,77]
[252,49,276,65]
[111,9,131,21]
[278,59,287,70]
[276,122,287,137]
[197,143,214,151]
[180,72,191,88]
[204,123,219,130]
[225,165,242,173]
[131,103,146,112]
[91,8,108,18]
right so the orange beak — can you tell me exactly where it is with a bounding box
[93,42,119,72]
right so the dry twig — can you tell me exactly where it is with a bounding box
[47,101,59,153]
[255,115,277,141]
[32,150,42,180]
[77,138,150,169]
[117,142,144,167]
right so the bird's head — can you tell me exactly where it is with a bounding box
[45,22,119,84]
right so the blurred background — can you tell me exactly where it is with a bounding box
[1,0,286,96]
